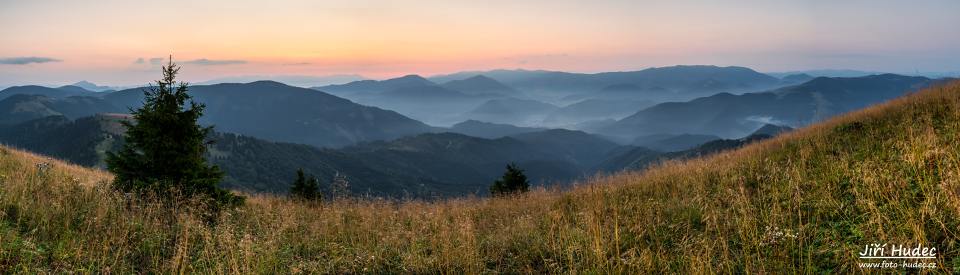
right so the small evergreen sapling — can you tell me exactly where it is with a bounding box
[490,163,530,196]
[290,168,321,201]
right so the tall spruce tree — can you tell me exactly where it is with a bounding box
[106,57,242,208]
[490,163,530,196]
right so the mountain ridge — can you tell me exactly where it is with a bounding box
[601,73,935,139]
[100,81,438,148]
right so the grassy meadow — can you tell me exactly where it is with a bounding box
[1,81,960,273]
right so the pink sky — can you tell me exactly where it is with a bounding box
[1,0,959,86]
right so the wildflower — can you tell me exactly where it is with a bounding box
[760,225,797,246]
[35,162,52,173]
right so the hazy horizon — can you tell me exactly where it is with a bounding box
[4,65,960,89]
[2,0,960,86]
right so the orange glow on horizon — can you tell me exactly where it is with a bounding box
[1,0,958,85]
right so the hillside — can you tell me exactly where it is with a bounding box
[340,132,587,191]
[0,94,122,125]
[0,95,63,125]
[599,133,772,172]
[0,81,958,273]
[0,117,601,196]
[509,129,621,167]
[446,120,544,138]
[211,131,594,196]
[0,115,121,166]
[631,133,721,151]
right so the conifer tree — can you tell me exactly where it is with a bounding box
[106,57,242,208]
[305,175,320,201]
[490,163,530,196]
[290,168,320,201]
[290,168,308,199]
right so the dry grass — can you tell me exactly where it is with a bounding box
[2,82,960,273]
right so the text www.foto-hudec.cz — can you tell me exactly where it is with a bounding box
[857,243,937,269]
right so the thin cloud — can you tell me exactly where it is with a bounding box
[149,57,165,65]
[185,58,247,66]
[283,62,312,66]
[134,57,145,64]
[0,56,62,65]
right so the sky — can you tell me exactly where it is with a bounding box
[1,0,959,86]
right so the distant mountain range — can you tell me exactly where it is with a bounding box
[314,75,497,126]
[463,98,558,126]
[104,81,437,148]
[429,65,785,103]
[70,81,119,92]
[0,67,949,197]
[600,74,938,139]
[778,74,815,84]
[439,75,519,96]
[765,69,885,78]
[560,83,668,102]
[314,65,789,126]
[2,71,947,148]
[195,74,366,87]
[0,81,436,148]
[316,74,437,96]
[542,98,655,127]
[0,85,98,101]
[427,69,555,85]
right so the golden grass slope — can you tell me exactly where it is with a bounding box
[1,81,959,273]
